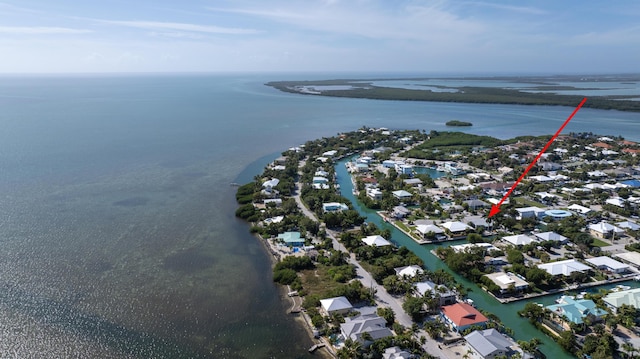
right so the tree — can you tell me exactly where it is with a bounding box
[402,296,425,322]
[558,329,576,351]
[337,338,363,359]
[377,307,395,326]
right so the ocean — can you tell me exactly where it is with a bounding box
[0,74,638,358]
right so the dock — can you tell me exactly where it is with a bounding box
[308,343,325,353]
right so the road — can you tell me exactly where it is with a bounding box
[291,164,451,358]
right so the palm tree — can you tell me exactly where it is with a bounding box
[337,338,363,359]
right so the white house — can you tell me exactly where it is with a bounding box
[394,265,424,278]
[392,190,413,200]
[439,221,471,238]
[534,231,568,244]
[515,207,546,220]
[585,256,629,274]
[617,221,640,231]
[589,222,625,239]
[537,259,590,276]
[502,234,537,246]
[367,187,383,200]
[320,296,353,316]
[362,235,392,247]
[567,204,592,215]
[322,202,349,213]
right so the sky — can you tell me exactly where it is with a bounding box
[1,0,639,74]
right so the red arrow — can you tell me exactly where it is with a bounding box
[488,97,587,218]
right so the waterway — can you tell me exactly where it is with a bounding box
[335,158,640,359]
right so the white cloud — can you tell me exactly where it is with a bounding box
[0,26,92,34]
[460,1,547,15]
[99,20,260,35]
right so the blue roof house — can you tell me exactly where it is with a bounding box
[546,296,607,325]
[277,232,305,247]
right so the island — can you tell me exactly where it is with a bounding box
[445,120,472,127]
[266,75,640,112]
[236,127,640,359]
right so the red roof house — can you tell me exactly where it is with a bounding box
[441,303,488,332]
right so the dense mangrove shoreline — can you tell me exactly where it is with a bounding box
[266,78,640,112]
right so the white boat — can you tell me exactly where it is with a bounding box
[635,275,640,281]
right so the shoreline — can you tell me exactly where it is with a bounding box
[252,231,335,358]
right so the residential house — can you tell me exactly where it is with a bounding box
[441,303,489,332]
[414,281,457,306]
[439,221,472,239]
[392,190,413,201]
[403,178,423,188]
[415,224,446,241]
[585,256,629,274]
[394,265,424,278]
[263,198,283,207]
[533,231,568,244]
[537,259,590,276]
[484,272,529,294]
[567,203,592,215]
[382,347,411,359]
[465,328,518,359]
[322,202,349,213]
[465,199,489,210]
[367,187,383,200]
[340,312,393,345]
[617,220,640,231]
[546,296,607,325]
[515,207,546,220]
[603,288,640,313]
[320,296,353,316]
[502,234,537,246]
[277,232,305,247]
[362,235,392,247]
[588,222,625,239]
[392,206,411,219]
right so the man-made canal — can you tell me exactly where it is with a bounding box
[336,158,640,359]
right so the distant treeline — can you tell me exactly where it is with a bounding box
[266,80,640,112]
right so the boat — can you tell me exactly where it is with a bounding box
[635,275,640,281]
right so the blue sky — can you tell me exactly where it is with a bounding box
[1,0,639,74]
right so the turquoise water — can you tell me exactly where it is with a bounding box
[0,74,638,357]
[336,158,640,359]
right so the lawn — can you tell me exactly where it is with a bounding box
[513,197,546,208]
[592,238,610,247]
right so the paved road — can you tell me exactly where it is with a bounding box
[292,164,450,358]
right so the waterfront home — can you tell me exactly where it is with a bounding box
[464,328,519,359]
[262,178,280,196]
[362,235,392,247]
[537,259,590,276]
[392,206,411,219]
[319,296,353,316]
[439,221,471,239]
[585,256,629,274]
[340,311,393,345]
[322,149,338,158]
[546,296,607,325]
[615,251,640,269]
[415,224,446,241]
[395,163,413,176]
[394,265,424,278]
[451,242,497,254]
[533,231,568,244]
[502,234,537,246]
[392,190,413,201]
[484,272,529,294]
[603,288,640,313]
[441,302,488,333]
[277,231,305,247]
[414,281,456,306]
[588,221,625,239]
[322,202,349,213]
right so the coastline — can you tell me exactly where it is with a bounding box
[252,231,335,358]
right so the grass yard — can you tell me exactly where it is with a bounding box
[592,238,610,247]
[513,197,546,208]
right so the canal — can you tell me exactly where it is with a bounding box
[335,158,639,359]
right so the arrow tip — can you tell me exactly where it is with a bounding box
[488,205,501,218]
